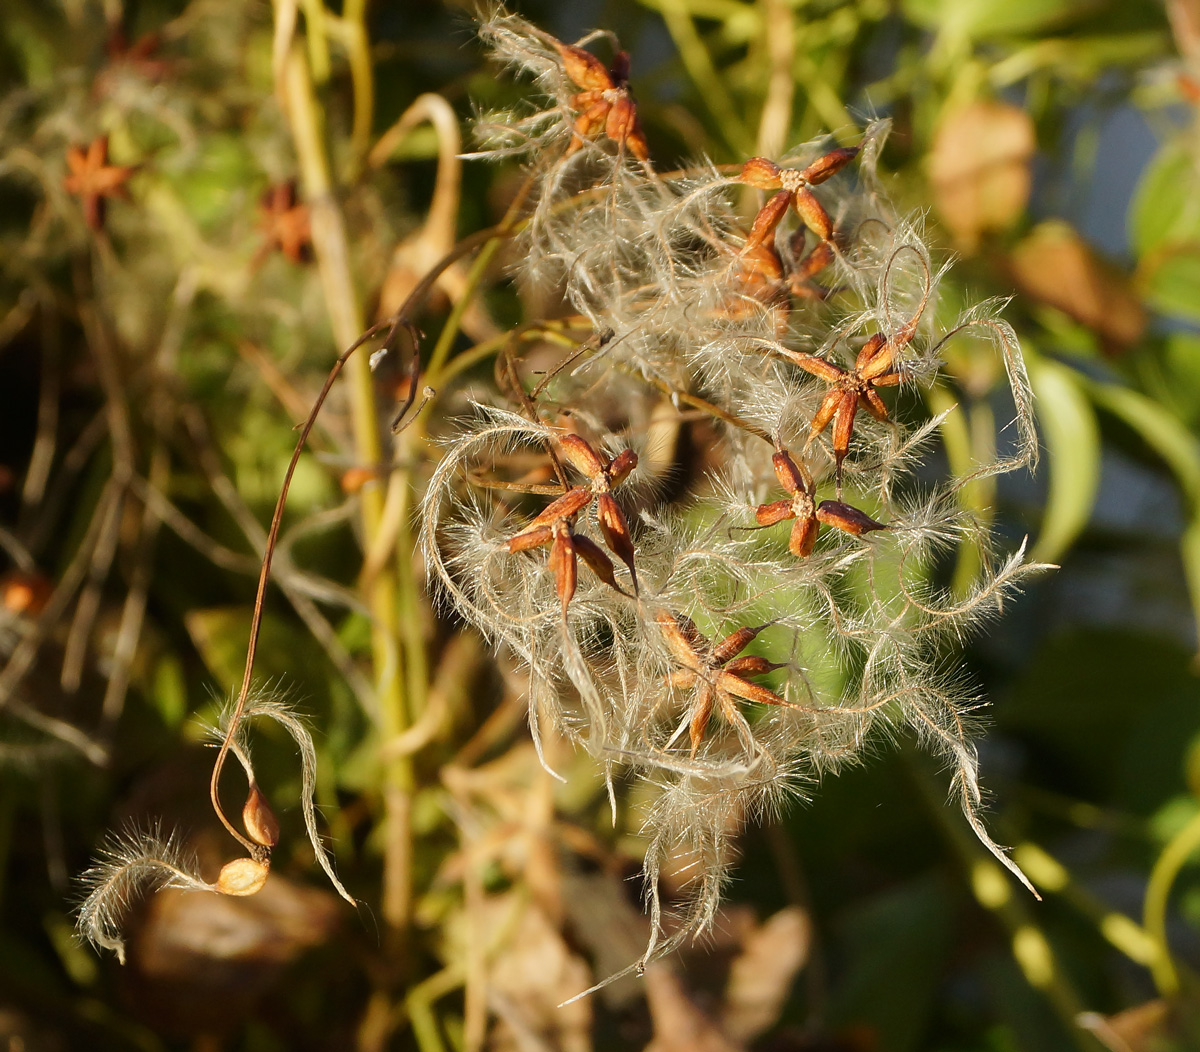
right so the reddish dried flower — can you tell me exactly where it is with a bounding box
[507,510,621,617]
[658,611,787,757]
[739,147,858,242]
[552,39,650,163]
[99,29,171,88]
[503,435,638,613]
[556,434,639,591]
[257,182,312,265]
[63,136,136,231]
[780,332,906,491]
[755,450,821,556]
[756,449,886,555]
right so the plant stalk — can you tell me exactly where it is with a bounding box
[284,45,414,936]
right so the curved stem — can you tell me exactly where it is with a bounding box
[210,325,387,858]
[1144,804,1200,996]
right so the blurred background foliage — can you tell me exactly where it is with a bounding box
[3,0,1200,1049]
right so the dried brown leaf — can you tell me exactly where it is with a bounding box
[1077,1000,1173,1052]
[720,907,810,1043]
[1009,221,1147,350]
[643,963,742,1052]
[929,101,1035,252]
[484,897,593,1052]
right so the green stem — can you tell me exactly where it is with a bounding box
[284,45,413,935]
[908,758,1104,1052]
[299,0,331,83]
[1144,804,1200,996]
[425,241,503,383]
[658,0,753,154]
[403,966,464,1052]
[338,0,375,175]
[925,384,987,596]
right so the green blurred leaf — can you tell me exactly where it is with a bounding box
[1141,254,1200,323]
[826,875,954,1051]
[1132,140,1200,321]
[902,0,1098,39]
[993,32,1166,82]
[1184,729,1200,798]
[1029,356,1100,563]
[185,606,333,697]
[1088,382,1200,505]
[1088,381,1200,652]
[1000,630,1196,808]
[1182,517,1200,658]
[151,653,189,729]
[1149,795,1198,845]
[1132,142,1200,257]
[164,132,258,233]
[1161,332,1200,426]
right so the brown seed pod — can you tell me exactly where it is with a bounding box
[740,156,783,189]
[791,187,833,241]
[800,146,859,185]
[242,783,281,849]
[553,41,612,92]
[216,857,270,897]
[1,571,52,616]
[816,500,887,536]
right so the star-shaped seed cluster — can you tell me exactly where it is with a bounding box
[504,434,638,616]
[657,611,786,757]
[552,39,650,164]
[755,448,886,557]
[63,136,136,231]
[256,182,312,265]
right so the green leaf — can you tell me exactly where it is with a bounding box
[1182,517,1200,658]
[826,875,954,1051]
[1142,255,1200,323]
[1131,140,1200,321]
[151,654,189,729]
[1088,382,1200,505]
[1029,357,1100,563]
[185,607,334,697]
[1000,629,1196,808]
[1162,332,1200,426]
[1132,141,1200,257]
[1089,381,1200,653]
